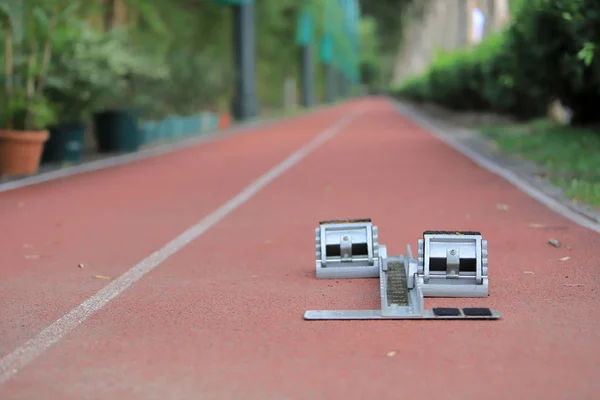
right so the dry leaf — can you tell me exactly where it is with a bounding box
[78,264,85,269]
[496,203,510,211]
[529,223,547,229]
[387,351,397,357]
[93,275,111,280]
[548,238,561,248]
[559,256,570,262]
[563,284,583,287]
[523,271,535,275]
[24,255,40,259]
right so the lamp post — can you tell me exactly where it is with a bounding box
[231,1,257,120]
[212,0,257,121]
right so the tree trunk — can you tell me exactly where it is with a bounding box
[104,0,116,31]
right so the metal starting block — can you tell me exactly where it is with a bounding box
[417,230,488,298]
[315,219,383,279]
[305,220,500,321]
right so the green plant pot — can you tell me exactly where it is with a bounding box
[42,122,86,163]
[93,109,142,153]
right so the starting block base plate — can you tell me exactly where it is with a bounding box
[304,309,501,320]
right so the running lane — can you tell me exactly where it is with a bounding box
[1,97,599,399]
[0,102,357,358]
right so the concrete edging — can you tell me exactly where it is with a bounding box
[0,102,343,193]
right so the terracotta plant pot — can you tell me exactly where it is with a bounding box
[218,113,231,130]
[0,129,50,176]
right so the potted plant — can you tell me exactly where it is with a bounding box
[42,20,118,163]
[90,26,169,153]
[0,1,60,176]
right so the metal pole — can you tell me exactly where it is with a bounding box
[300,44,314,107]
[231,2,257,121]
[339,71,348,98]
[325,62,335,103]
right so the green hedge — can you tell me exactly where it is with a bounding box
[392,0,600,125]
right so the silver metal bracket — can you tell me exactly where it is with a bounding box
[315,219,382,279]
[306,221,500,321]
[417,231,488,298]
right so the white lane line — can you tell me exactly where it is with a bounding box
[390,98,600,235]
[0,103,366,385]
[0,102,337,194]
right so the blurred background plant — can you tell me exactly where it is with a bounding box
[390,0,600,208]
[392,0,600,126]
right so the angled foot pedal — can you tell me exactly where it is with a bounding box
[417,231,488,297]
[315,219,384,279]
[305,220,500,321]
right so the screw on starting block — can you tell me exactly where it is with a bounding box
[305,219,500,321]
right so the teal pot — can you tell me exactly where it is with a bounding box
[93,109,142,153]
[41,121,86,163]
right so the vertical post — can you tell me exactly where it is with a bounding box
[335,69,345,99]
[325,62,335,103]
[334,68,342,99]
[300,44,314,107]
[231,2,257,121]
[340,73,348,98]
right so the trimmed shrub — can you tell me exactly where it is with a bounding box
[392,0,600,125]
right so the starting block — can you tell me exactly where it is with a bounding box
[305,219,500,320]
[417,230,488,297]
[315,219,383,279]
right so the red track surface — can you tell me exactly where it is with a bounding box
[1,97,599,399]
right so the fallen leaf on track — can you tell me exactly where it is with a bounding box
[387,351,397,357]
[78,264,85,269]
[529,223,547,228]
[559,256,570,262]
[24,255,40,259]
[548,238,561,248]
[93,275,111,280]
[496,203,510,211]
[524,271,535,274]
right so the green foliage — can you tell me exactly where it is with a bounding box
[0,0,23,40]
[1,0,376,128]
[481,119,600,208]
[0,90,56,131]
[45,21,168,122]
[360,0,418,54]
[0,0,71,130]
[392,0,600,125]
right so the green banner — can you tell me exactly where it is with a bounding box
[296,9,313,46]
[319,35,333,63]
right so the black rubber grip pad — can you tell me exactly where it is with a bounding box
[462,308,493,316]
[432,307,461,316]
[320,218,372,225]
[424,230,481,236]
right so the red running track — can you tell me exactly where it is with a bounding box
[0,97,599,399]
